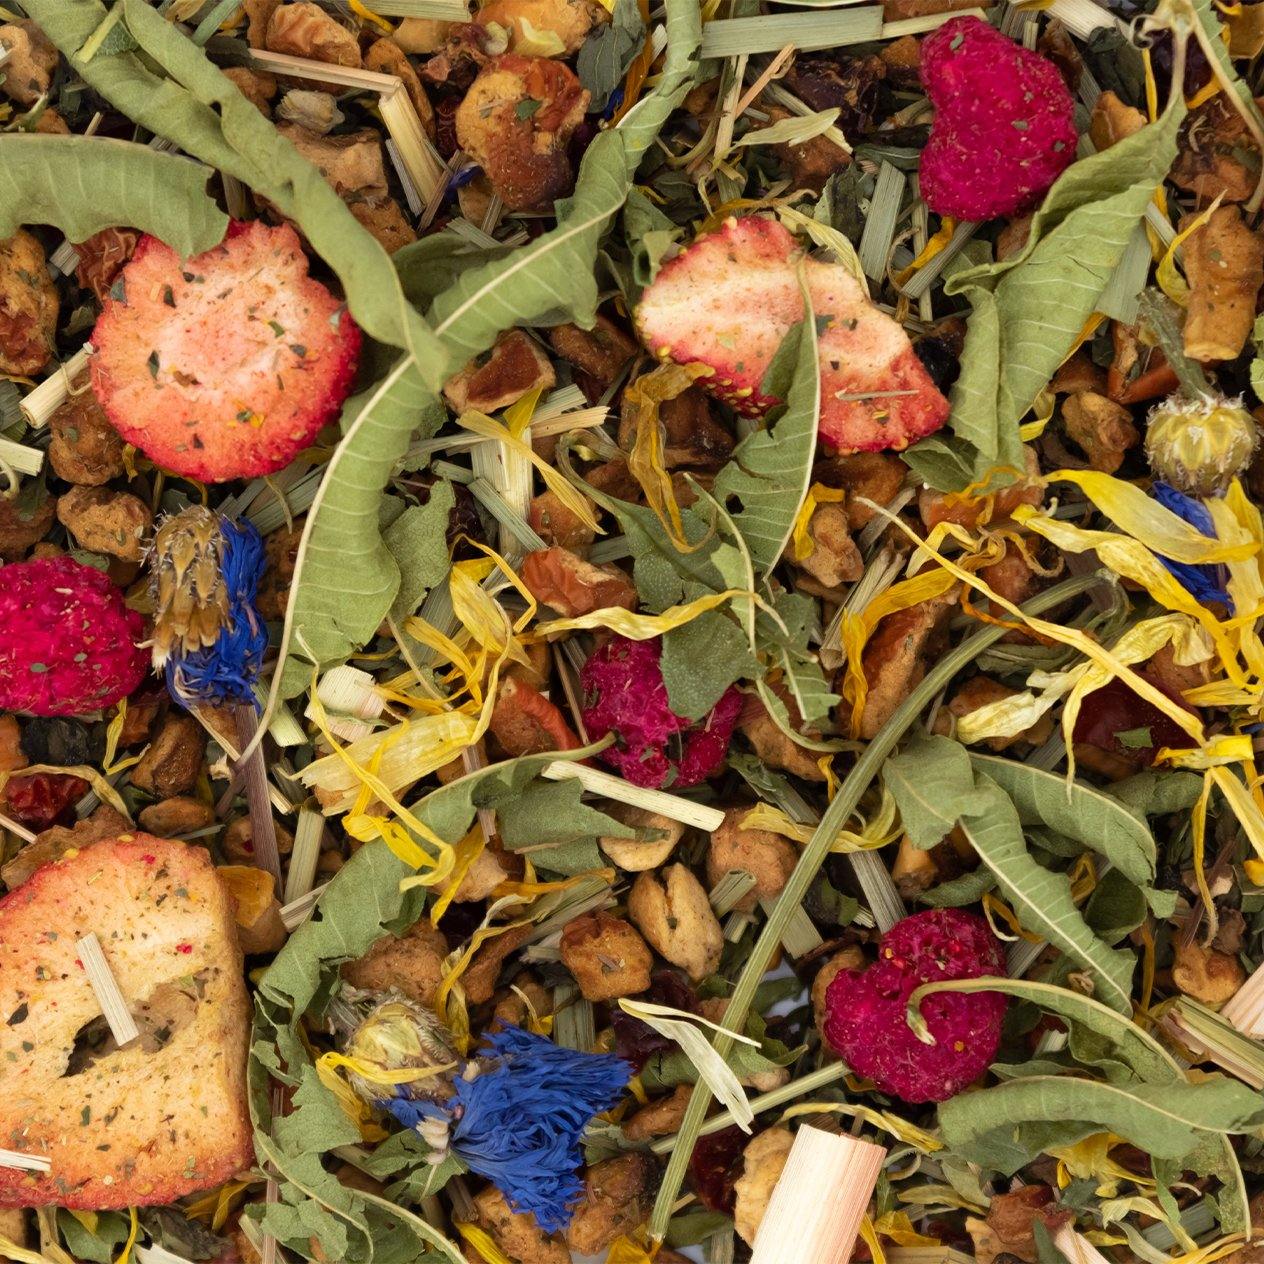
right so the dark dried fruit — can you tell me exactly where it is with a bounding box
[688,1125,747,1213]
[611,970,698,1068]
[786,53,885,135]
[19,716,102,767]
[914,336,961,392]
[1071,677,1191,766]
[3,772,90,829]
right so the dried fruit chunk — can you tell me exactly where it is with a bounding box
[918,17,1076,221]
[0,556,147,717]
[90,221,360,482]
[635,216,948,453]
[0,230,57,377]
[823,908,1007,1102]
[455,54,589,210]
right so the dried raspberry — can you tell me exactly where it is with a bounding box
[919,17,1077,221]
[0,556,148,717]
[579,636,740,790]
[823,908,1007,1103]
[2,772,90,830]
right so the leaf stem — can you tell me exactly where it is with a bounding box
[646,570,1107,1240]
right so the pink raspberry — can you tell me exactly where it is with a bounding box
[579,636,740,790]
[0,556,148,716]
[823,909,1008,1103]
[919,17,1077,221]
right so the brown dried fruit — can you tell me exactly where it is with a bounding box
[342,919,449,1007]
[814,451,906,528]
[919,447,1042,531]
[276,124,388,199]
[365,37,436,137]
[266,3,362,68]
[618,385,735,471]
[73,228,140,304]
[348,198,418,253]
[565,1153,656,1255]
[476,0,608,55]
[223,814,295,863]
[492,971,553,1028]
[521,546,637,617]
[1,803,128,889]
[0,485,56,560]
[48,390,126,486]
[598,804,684,872]
[548,315,638,390]
[56,485,152,562]
[244,0,281,46]
[1089,90,1145,151]
[733,1127,794,1247]
[707,806,798,912]
[137,796,217,837]
[1061,391,1139,474]
[221,66,278,116]
[759,103,850,190]
[0,230,57,376]
[444,328,556,414]
[738,688,826,783]
[560,911,653,1002]
[392,18,453,53]
[474,1186,568,1264]
[0,716,26,775]
[622,1083,692,1141]
[488,676,580,758]
[453,843,510,902]
[257,526,302,620]
[463,924,533,1004]
[455,54,588,210]
[529,487,599,548]
[975,1186,1072,1264]
[856,589,957,739]
[1171,96,1262,205]
[795,501,863,588]
[1181,204,1264,362]
[0,21,58,105]
[1173,938,1246,1007]
[880,34,920,85]
[628,864,723,981]
[130,713,207,798]
[891,834,938,897]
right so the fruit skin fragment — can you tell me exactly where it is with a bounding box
[89,220,361,483]
[0,555,148,718]
[634,215,949,453]
[822,907,1008,1103]
[918,16,1077,222]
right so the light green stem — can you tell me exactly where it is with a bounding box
[647,571,1107,1239]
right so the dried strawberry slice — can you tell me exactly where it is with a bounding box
[90,220,360,483]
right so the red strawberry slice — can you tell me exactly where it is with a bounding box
[635,216,949,453]
[90,220,360,483]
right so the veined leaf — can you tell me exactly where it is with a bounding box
[0,134,226,257]
[971,754,1156,887]
[882,733,976,848]
[943,99,1186,477]
[963,773,1136,1014]
[937,1073,1264,1173]
[713,310,820,574]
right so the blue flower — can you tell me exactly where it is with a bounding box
[1151,481,1232,610]
[161,516,268,707]
[378,1024,631,1232]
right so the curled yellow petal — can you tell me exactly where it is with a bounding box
[535,588,754,638]
[792,483,848,561]
[1156,195,1223,305]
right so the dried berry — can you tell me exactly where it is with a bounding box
[823,908,1007,1103]
[3,772,89,830]
[919,17,1077,221]
[0,556,148,717]
[18,717,101,767]
[580,635,741,789]
[688,1125,747,1214]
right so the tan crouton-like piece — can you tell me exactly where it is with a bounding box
[0,835,252,1208]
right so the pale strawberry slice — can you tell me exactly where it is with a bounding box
[635,216,949,453]
[90,220,360,483]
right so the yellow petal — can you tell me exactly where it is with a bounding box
[535,588,755,638]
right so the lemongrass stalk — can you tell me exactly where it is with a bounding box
[77,932,139,1046]
[648,571,1104,1239]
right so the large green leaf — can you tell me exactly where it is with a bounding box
[712,311,820,573]
[938,99,1186,481]
[937,1073,1264,1174]
[882,732,978,848]
[964,772,1136,1013]
[0,134,226,256]
[971,754,1155,887]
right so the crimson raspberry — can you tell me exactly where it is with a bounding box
[579,636,740,789]
[0,556,147,716]
[823,908,1007,1103]
[919,17,1077,221]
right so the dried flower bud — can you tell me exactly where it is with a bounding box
[1145,392,1259,497]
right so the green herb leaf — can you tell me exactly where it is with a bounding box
[384,481,455,621]
[0,135,227,257]
[576,0,647,112]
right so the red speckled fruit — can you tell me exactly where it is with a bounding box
[90,220,360,483]
[919,16,1077,221]
[635,216,948,452]
[823,909,1007,1103]
[0,556,147,716]
[580,635,740,790]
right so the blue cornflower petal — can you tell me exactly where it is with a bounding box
[166,518,269,707]
[1150,481,1232,611]
[378,1025,631,1232]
